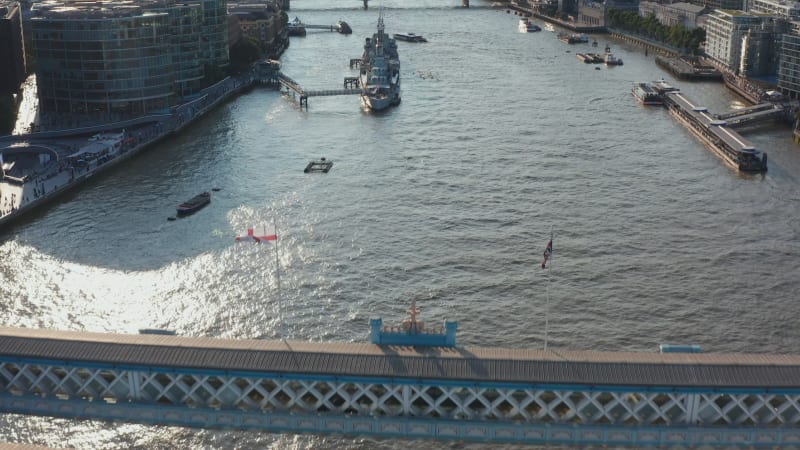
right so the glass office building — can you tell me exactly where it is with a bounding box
[30,0,215,119]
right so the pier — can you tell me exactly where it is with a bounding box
[661,89,768,172]
[3,325,800,446]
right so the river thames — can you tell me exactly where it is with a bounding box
[2,0,800,448]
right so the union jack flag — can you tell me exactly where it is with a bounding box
[541,237,553,269]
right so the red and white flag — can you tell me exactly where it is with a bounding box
[235,225,277,243]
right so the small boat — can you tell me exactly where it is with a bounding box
[557,32,588,44]
[337,20,352,34]
[576,53,602,63]
[176,192,211,216]
[604,53,623,66]
[288,17,306,36]
[393,32,427,42]
[520,18,541,32]
[304,158,334,173]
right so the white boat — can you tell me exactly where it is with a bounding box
[519,17,541,32]
[359,14,401,111]
[393,32,427,42]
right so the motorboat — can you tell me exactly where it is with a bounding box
[605,52,623,65]
[393,32,427,42]
[519,18,541,32]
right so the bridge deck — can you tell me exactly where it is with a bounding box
[2,326,800,389]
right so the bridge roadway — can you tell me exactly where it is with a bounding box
[2,326,800,446]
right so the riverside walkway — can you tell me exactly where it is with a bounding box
[2,325,800,446]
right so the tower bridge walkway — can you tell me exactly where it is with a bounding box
[2,326,800,446]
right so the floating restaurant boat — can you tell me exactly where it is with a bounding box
[176,192,211,216]
[632,82,663,105]
[360,14,401,111]
[393,32,427,42]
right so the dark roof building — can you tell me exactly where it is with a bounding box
[0,1,27,94]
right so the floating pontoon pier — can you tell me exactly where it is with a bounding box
[661,88,768,172]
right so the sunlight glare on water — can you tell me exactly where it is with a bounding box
[2,0,800,447]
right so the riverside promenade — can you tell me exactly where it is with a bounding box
[0,74,257,228]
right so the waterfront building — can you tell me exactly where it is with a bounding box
[693,0,743,10]
[704,10,784,76]
[29,0,226,123]
[605,0,640,15]
[578,0,605,26]
[198,0,229,72]
[747,0,800,19]
[229,2,285,59]
[778,21,800,97]
[0,1,26,94]
[639,1,708,28]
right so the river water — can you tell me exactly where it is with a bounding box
[2,0,800,448]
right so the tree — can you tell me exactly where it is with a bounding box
[229,37,264,72]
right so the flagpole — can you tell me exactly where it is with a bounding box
[273,219,283,339]
[544,228,553,352]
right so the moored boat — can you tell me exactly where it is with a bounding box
[604,52,623,65]
[518,18,540,32]
[288,17,306,36]
[393,32,427,42]
[576,53,602,63]
[337,20,352,34]
[652,78,678,94]
[632,82,663,105]
[360,14,401,111]
[176,192,211,215]
[558,32,588,44]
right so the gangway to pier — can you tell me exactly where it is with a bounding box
[277,73,359,109]
[715,103,775,120]
[302,89,360,97]
[718,105,785,128]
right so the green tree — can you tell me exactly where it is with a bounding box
[230,37,264,72]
